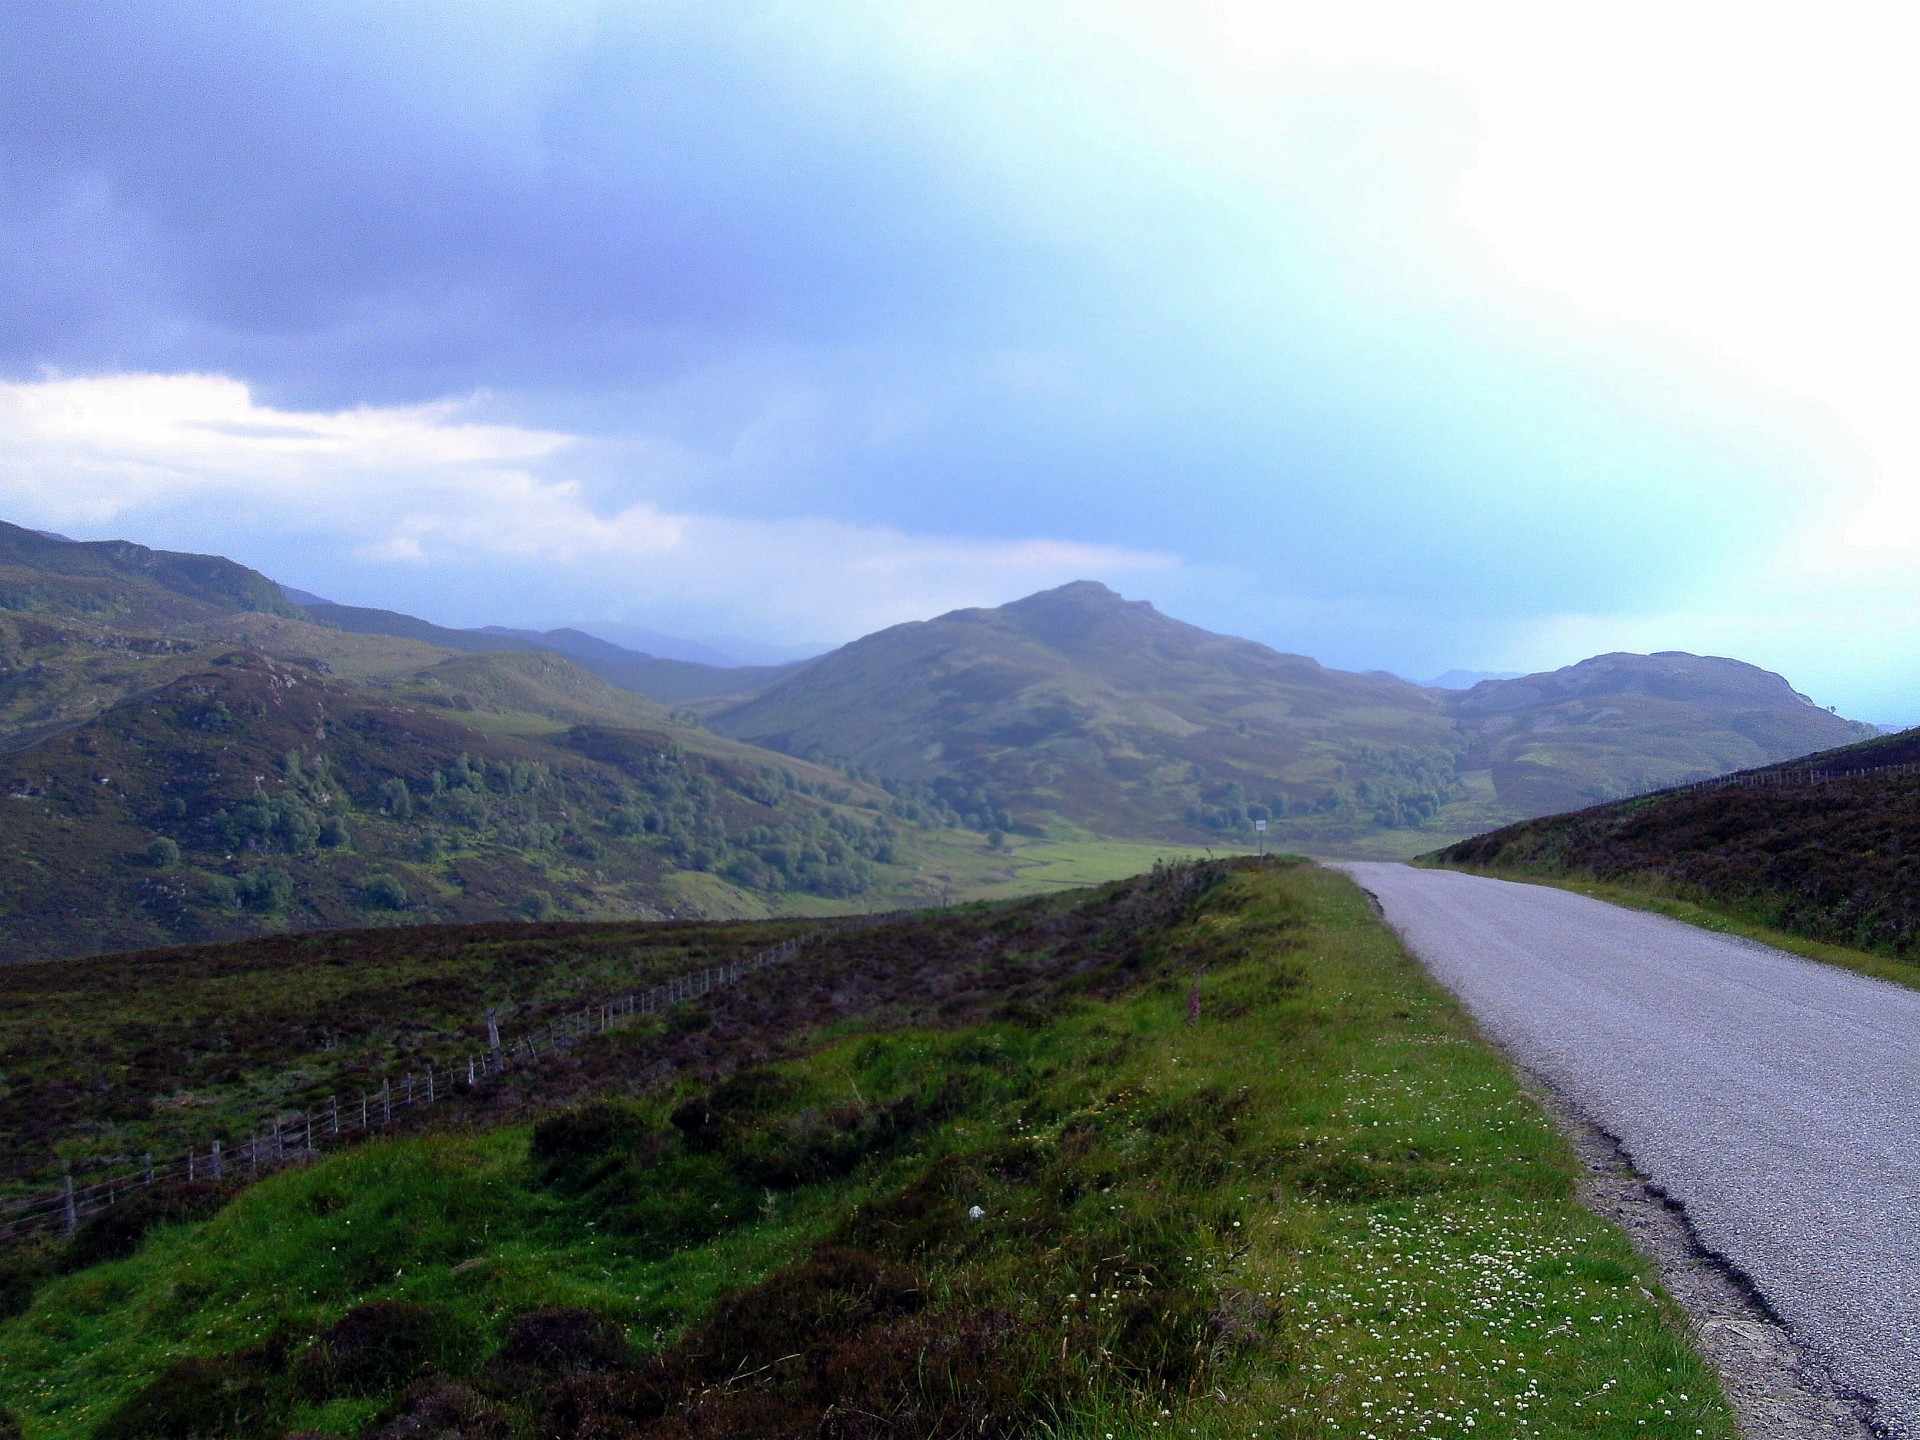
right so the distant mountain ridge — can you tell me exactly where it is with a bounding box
[709,581,1875,851]
[298,601,808,704]
[0,521,298,629]
[0,519,1882,959]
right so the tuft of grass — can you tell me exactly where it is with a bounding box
[0,861,1735,1440]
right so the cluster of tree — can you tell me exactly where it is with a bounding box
[146,730,915,918]
[192,750,355,855]
[1341,743,1468,828]
[712,810,897,897]
[1183,781,1290,833]
[841,771,1017,834]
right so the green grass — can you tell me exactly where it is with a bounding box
[1434,863,1920,994]
[0,862,1734,1440]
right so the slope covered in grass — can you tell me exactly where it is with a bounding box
[1437,727,1920,959]
[0,862,1732,1440]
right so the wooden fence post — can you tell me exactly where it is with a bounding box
[487,1009,504,1073]
[61,1168,76,1237]
[211,1139,223,1180]
[144,1153,155,1187]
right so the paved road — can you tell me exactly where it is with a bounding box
[1339,863,1920,1436]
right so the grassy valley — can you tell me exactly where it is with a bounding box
[0,859,1733,1440]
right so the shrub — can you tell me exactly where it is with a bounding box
[0,1241,57,1321]
[92,1355,278,1440]
[62,1180,231,1272]
[519,890,554,921]
[144,837,180,869]
[529,1101,653,1184]
[359,873,409,911]
[679,1246,924,1382]
[366,1382,510,1440]
[232,867,294,913]
[296,1300,461,1399]
[492,1307,635,1378]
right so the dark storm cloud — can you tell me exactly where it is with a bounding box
[0,1,1064,405]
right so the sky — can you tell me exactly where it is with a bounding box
[1,2,1915,720]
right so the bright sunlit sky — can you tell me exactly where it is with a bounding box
[2,3,1915,718]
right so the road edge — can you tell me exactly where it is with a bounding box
[1341,866,1887,1440]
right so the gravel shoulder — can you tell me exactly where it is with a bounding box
[1339,862,1920,1439]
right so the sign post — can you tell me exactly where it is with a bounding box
[1255,818,1267,857]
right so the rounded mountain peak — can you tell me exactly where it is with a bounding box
[994,580,1177,653]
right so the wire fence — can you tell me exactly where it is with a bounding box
[0,909,912,1245]
[1661,759,1920,798]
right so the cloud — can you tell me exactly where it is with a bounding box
[0,3,1909,713]
[0,371,1175,641]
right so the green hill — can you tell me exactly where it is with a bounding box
[710,581,1874,853]
[1436,727,1920,958]
[0,647,948,962]
[0,522,295,631]
[1447,649,1877,813]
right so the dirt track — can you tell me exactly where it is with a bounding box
[1340,863,1920,1438]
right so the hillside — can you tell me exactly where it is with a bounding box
[0,649,943,962]
[1437,727,1920,957]
[299,602,803,704]
[0,522,295,631]
[712,582,1462,846]
[711,581,1874,851]
[0,522,1880,951]
[1448,650,1877,814]
[0,861,1732,1440]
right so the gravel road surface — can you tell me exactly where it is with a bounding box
[1339,863,1920,1436]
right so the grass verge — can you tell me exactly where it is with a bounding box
[0,862,1734,1440]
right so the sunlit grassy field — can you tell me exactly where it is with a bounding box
[0,862,1731,1440]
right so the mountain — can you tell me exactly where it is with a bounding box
[1437,727,1920,957]
[711,582,1875,850]
[1446,650,1877,815]
[0,524,997,961]
[1424,668,1523,689]
[299,602,807,703]
[0,520,1880,955]
[0,520,296,630]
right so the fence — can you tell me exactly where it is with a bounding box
[1660,759,1920,799]
[0,909,912,1245]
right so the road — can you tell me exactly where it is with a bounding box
[1338,862,1920,1437]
